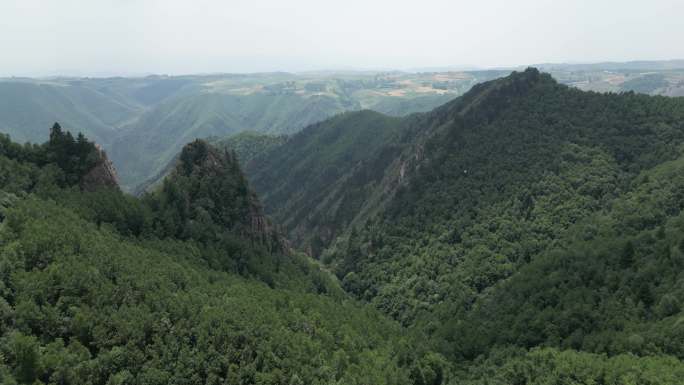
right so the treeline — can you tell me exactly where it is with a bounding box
[0,123,101,192]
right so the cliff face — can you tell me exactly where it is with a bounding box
[241,69,557,258]
[249,202,290,253]
[81,145,120,191]
[164,139,289,253]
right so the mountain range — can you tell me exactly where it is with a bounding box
[1,67,684,383]
[241,68,684,378]
[2,61,684,190]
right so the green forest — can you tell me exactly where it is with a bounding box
[0,125,439,384]
[2,69,684,384]
[246,69,684,383]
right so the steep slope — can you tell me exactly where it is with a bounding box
[246,69,684,375]
[0,123,118,193]
[343,68,684,325]
[144,139,287,262]
[131,132,286,199]
[338,67,684,322]
[449,160,684,354]
[246,110,410,256]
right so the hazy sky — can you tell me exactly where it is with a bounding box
[1,0,683,76]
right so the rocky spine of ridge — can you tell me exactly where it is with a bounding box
[81,144,120,191]
[388,68,556,187]
[242,68,563,257]
[173,140,289,252]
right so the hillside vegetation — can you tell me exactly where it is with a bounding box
[3,67,684,383]
[0,128,443,384]
[213,132,287,165]
[246,68,684,381]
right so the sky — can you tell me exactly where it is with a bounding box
[1,0,683,76]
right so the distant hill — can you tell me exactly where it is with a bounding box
[533,59,684,71]
[2,61,684,190]
[133,131,287,195]
[0,80,138,144]
[110,92,354,186]
[0,72,467,189]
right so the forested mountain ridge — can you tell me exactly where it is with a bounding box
[246,69,572,256]
[243,68,684,380]
[0,122,118,194]
[131,132,287,198]
[146,139,288,260]
[4,67,684,383]
[0,128,448,384]
[342,67,684,322]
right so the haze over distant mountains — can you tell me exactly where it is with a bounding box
[1,60,684,190]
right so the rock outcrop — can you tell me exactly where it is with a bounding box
[81,145,120,191]
[168,139,289,253]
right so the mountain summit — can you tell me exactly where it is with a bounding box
[169,139,284,249]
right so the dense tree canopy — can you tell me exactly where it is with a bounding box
[246,69,684,381]
[0,128,442,384]
[3,67,684,383]
[0,123,103,193]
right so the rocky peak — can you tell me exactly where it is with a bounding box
[171,139,289,253]
[81,144,120,191]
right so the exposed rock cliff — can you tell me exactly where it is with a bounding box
[81,144,120,191]
[166,139,289,253]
